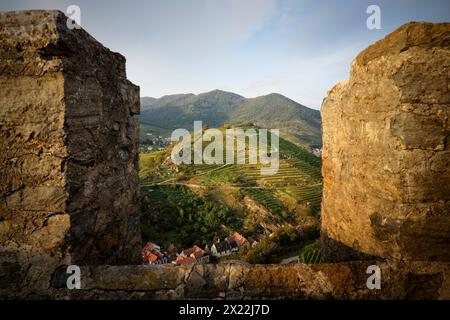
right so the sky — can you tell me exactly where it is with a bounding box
[1,0,449,109]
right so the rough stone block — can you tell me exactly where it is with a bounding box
[321,22,450,262]
[0,10,141,280]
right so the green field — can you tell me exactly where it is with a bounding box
[139,125,323,261]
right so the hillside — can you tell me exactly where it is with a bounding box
[140,90,322,149]
[139,125,322,263]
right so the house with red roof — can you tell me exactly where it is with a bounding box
[174,255,196,265]
[142,241,168,265]
[226,232,249,248]
[178,245,209,264]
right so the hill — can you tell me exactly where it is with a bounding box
[139,125,322,263]
[140,90,322,149]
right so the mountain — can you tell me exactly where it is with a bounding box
[140,97,157,109]
[140,90,322,149]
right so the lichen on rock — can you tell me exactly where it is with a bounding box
[321,22,450,262]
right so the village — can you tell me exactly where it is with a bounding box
[141,232,260,266]
[139,132,171,153]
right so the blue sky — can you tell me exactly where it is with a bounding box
[1,0,449,109]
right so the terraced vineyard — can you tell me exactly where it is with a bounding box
[139,125,323,256]
[286,183,323,216]
[300,243,323,264]
[234,158,322,216]
[141,127,322,212]
[241,187,286,214]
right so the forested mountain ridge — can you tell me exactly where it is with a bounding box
[140,90,322,149]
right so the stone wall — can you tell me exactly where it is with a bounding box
[7,260,447,300]
[0,9,141,292]
[321,22,450,262]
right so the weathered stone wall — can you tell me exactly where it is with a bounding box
[23,261,450,300]
[321,22,450,262]
[64,261,450,300]
[0,9,141,289]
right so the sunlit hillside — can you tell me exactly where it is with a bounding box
[139,125,322,263]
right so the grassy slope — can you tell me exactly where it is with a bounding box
[229,93,322,148]
[139,125,322,261]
